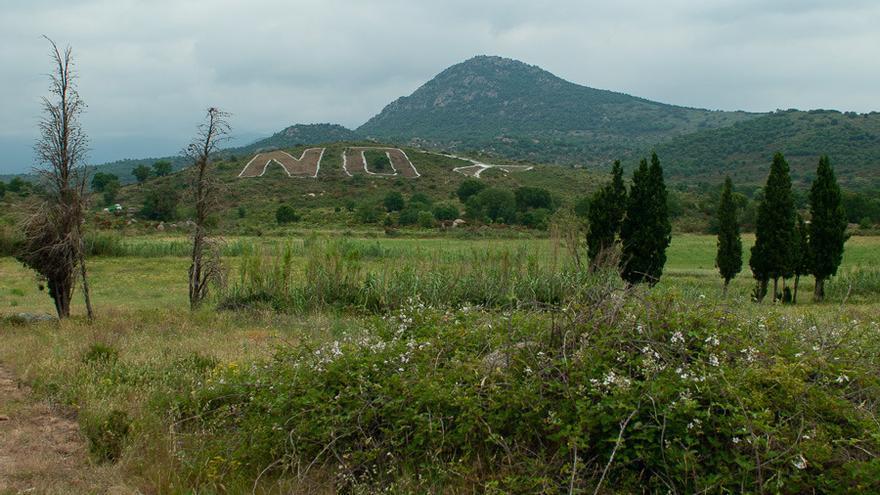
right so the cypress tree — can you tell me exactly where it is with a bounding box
[750,152,795,302]
[715,177,742,295]
[586,160,627,267]
[791,214,811,304]
[620,152,671,285]
[809,155,848,301]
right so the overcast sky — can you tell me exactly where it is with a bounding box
[1,0,878,173]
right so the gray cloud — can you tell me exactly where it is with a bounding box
[1,0,878,172]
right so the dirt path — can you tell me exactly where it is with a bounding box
[0,364,132,494]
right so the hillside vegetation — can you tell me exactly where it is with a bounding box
[358,55,759,166]
[655,109,880,188]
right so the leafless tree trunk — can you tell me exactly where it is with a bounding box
[186,107,230,309]
[16,37,94,320]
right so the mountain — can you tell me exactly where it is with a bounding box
[358,55,761,166]
[655,109,880,188]
[238,123,359,152]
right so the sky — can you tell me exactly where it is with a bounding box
[1,0,879,173]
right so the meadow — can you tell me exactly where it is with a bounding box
[1,232,879,493]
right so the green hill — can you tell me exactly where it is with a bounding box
[654,109,880,189]
[239,123,360,152]
[358,55,760,166]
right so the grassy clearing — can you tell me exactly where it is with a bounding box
[1,233,879,492]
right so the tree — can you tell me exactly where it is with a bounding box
[7,177,28,194]
[514,186,554,211]
[467,187,516,224]
[152,160,172,177]
[715,177,742,295]
[101,179,120,206]
[275,205,300,224]
[383,191,405,212]
[132,164,152,184]
[140,183,179,221]
[619,153,671,285]
[790,214,811,304]
[186,108,229,309]
[90,172,118,192]
[432,202,459,221]
[809,155,848,301]
[457,178,486,203]
[587,160,627,267]
[16,37,93,319]
[0,180,5,199]
[749,153,795,302]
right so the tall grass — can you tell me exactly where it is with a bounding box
[219,239,595,313]
[827,267,880,300]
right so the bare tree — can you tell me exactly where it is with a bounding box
[16,37,94,320]
[186,107,230,309]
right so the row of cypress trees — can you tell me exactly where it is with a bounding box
[586,153,671,285]
[585,151,848,303]
[715,153,848,302]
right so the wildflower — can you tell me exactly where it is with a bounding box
[708,354,720,367]
[792,454,808,470]
[732,437,741,444]
[671,331,684,344]
[835,374,849,384]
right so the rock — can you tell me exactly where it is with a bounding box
[452,218,467,228]
[156,223,165,232]
[4,312,57,325]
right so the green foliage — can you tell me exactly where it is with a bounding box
[91,172,119,193]
[573,195,590,219]
[383,191,405,212]
[715,177,742,286]
[587,160,627,264]
[467,187,517,224]
[409,192,433,210]
[275,205,301,225]
[237,205,247,219]
[417,210,435,229]
[84,409,131,463]
[132,164,152,184]
[432,202,460,221]
[750,153,796,297]
[7,177,29,194]
[176,294,880,492]
[518,208,550,230]
[365,150,392,172]
[620,153,671,285]
[356,201,383,224]
[396,208,421,226]
[102,179,121,206]
[0,180,5,199]
[82,343,119,365]
[140,183,179,221]
[809,156,849,299]
[457,178,486,203]
[152,160,172,177]
[514,186,554,211]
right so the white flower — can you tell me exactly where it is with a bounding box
[792,454,808,470]
[708,354,720,367]
[732,437,741,444]
[671,331,685,344]
[835,374,849,384]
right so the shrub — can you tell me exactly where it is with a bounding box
[177,293,880,492]
[514,186,554,211]
[409,193,432,210]
[457,178,486,203]
[383,191,405,212]
[398,208,420,226]
[467,187,516,224]
[433,202,460,221]
[140,183,179,221]
[84,409,131,462]
[237,206,247,218]
[417,210,435,228]
[356,202,383,224]
[82,343,119,365]
[275,205,300,224]
[518,208,550,230]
